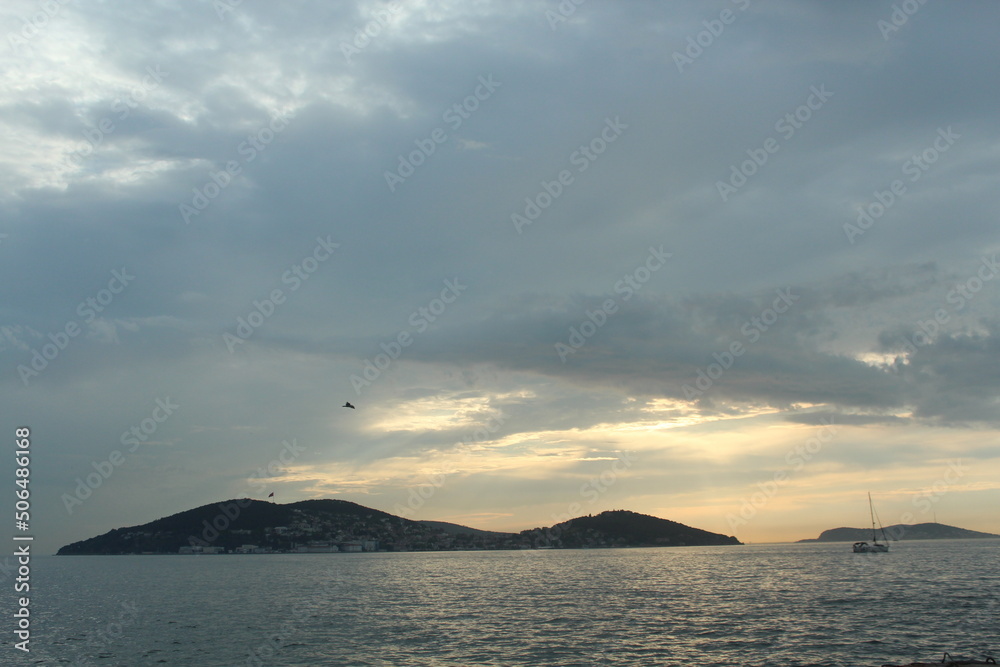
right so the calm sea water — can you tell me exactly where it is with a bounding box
[4,540,998,666]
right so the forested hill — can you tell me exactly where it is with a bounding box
[56,498,451,555]
[57,500,742,554]
[523,510,741,548]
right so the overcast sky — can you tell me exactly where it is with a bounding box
[2,0,999,555]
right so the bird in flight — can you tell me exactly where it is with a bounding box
[343,402,355,409]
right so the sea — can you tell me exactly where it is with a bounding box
[4,539,998,666]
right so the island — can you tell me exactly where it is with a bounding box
[531,509,742,548]
[56,499,741,555]
[798,522,1000,543]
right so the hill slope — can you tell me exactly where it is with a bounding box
[418,520,513,538]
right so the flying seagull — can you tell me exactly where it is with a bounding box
[343,402,355,409]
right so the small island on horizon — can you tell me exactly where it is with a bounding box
[55,499,742,555]
[798,522,1000,543]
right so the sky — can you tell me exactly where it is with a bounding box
[2,0,999,555]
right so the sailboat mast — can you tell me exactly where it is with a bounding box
[868,492,877,541]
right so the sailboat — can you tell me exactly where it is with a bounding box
[852,492,890,553]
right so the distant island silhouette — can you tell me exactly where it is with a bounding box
[798,522,999,543]
[55,500,741,555]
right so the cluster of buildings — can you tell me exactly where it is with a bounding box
[178,545,225,554]
[177,522,381,554]
[178,540,380,554]
[290,540,378,553]
[171,507,556,555]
